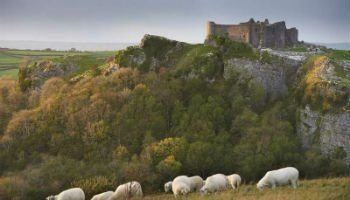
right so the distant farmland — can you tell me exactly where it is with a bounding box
[0,49,116,79]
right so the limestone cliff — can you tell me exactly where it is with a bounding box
[224,53,301,101]
[224,49,350,165]
[296,56,350,165]
[298,105,350,165]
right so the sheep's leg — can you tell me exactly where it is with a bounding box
[271,183,276,189]
[291,180,297,189]
[232,183,236,190]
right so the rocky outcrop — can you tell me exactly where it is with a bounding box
[20,60,77,90]
[224,53,301,101]
[297,58,350,166]
[224,50,350,166]
[298,105,350,165]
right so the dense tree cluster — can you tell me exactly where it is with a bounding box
[0,36,348,199]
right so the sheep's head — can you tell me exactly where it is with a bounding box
[199,185,208,196]
[46,195,56,200]
[256,181,266,191]
[164,182,172,192]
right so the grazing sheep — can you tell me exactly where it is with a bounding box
[108,181,143,200]
[227,174,241,189]
[257,167,299,191]
[164,181,172,193]
[91,191,114,200]
[171,175,192,197]
[200,174,229,195]
[46,188,85,200]
[189,176,204,192]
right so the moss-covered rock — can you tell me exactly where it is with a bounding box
[18,60,77,91]
[115,46,146,70]
[205,35,259,60]
[114,34,224,80]
[175,45,222,80]
[295,56,350,112]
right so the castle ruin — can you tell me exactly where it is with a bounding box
[206,18,298,48]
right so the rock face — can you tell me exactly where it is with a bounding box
[21,60,77,90]
[224,52,301,101]
[224,50,350,166]
[298,105,350,165]
[224,58,287,101]
[261,48,309,64]
[297,58,350,166]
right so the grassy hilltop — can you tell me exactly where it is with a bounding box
[0,35,349,199]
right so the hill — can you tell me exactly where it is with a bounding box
[0,34,349,200]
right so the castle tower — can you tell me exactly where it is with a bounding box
[206,21,216,39]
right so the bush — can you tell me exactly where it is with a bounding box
[175,45,222,79]
[71,176,116,199]
[260,50,280,64]
[207,35,259,60]
[156,155,182,181]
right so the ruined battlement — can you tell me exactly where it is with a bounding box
[206,18,298,48]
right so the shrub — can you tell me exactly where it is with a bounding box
[260,50,280,64]
[175,45,222,79]
[207,35,259,60]
[156,155,182,181]
[71,176,116,199]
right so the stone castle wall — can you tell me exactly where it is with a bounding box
[207,19,298,49]
[286,28,298,45]
[207,22,250,43]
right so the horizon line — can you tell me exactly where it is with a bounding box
[1,39,349,45]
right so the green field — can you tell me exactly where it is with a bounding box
[0,49,116,79]
[145,177,350,200]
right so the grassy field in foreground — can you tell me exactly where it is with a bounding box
[145,177,350,200]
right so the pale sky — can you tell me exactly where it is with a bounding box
[1,0,349,43]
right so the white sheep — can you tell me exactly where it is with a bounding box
[108,181,143,200]
[200,174,229,195]
[171,175,191,197]
[257,167,299,191]
[46,188,85,200]
[189,175,204,192]
[91,191,114,200]
[227,174,241,189]
[164,181,172,193]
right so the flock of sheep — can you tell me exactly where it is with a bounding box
[46,167,299,200]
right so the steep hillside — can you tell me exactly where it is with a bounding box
[0,35,349,200]
[295,56,350,164]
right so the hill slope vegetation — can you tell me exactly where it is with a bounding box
[0,35,349,200]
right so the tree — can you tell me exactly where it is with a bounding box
[156,155,182,182]
[185,141,215,177]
